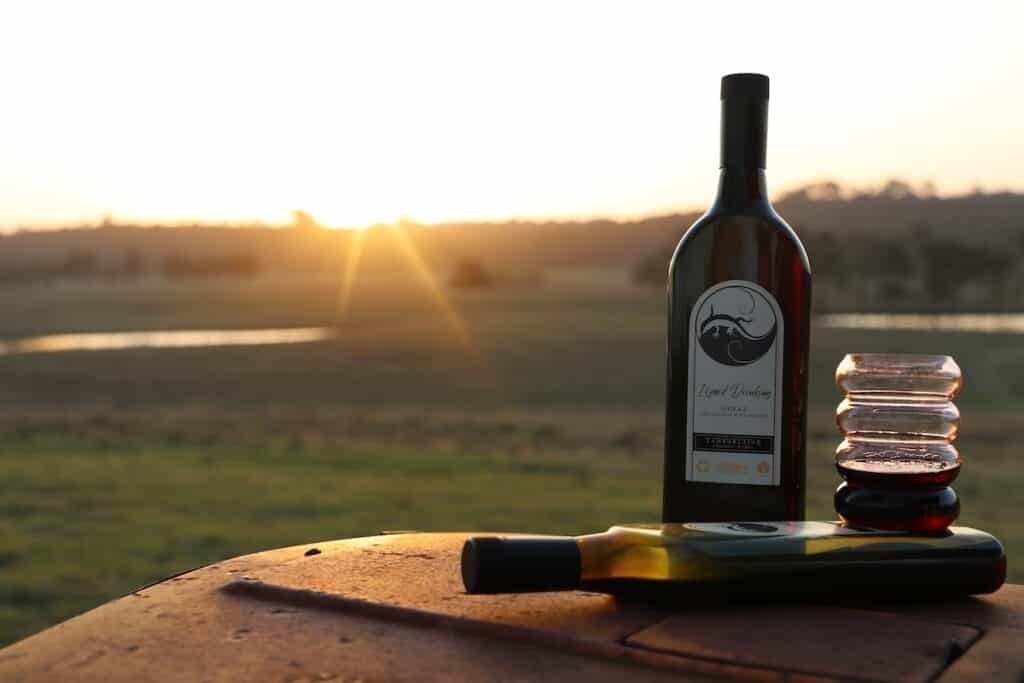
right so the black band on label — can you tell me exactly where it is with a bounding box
[693,433,773,454]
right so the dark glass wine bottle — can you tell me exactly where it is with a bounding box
[662,74,811,522]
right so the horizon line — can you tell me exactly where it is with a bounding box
[4,179,1022,235]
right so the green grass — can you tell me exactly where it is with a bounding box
[0,271,1022,646]
[0,432,663,645]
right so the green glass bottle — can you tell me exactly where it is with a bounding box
[462,522,1005,598]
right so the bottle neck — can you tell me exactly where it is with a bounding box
[720,96,767,169]
[713,167,769,209]
[714,94,769,210]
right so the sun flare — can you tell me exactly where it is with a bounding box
[385,225,486,367]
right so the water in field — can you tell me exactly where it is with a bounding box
[1,313,1023,356]
[818,313,1024,334]
[0,327,335,355]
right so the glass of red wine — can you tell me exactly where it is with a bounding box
[834,354,962,531]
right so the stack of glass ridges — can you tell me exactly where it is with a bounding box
[833,353,962,532]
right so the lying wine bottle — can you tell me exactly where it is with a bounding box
[462,522,1005,598]
[663,73,811,522]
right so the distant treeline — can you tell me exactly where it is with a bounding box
[629,179,1024,313]
[0,249,261,284]
[2,181,1023,311]
[633,224,1021,313]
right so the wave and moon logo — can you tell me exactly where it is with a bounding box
[696,285,777,366]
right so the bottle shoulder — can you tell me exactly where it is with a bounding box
[671,204,811,276]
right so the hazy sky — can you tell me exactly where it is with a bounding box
[2,1,1022,229]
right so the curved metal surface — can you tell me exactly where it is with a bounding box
[0,532,1021,682]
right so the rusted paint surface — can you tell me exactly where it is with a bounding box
[225,532,672,642]
[626,605,979,682]
[937,627,1024,682]
[854,585,1024,632]
[0,533,1021,682]
[220,579,825,682]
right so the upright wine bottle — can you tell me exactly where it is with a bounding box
[662,73,811,522]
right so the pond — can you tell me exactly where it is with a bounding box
[817,313,1024,334]
[0,327,335,356]
[1,314,1022,356]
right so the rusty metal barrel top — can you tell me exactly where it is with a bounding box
[1,532,1022,682]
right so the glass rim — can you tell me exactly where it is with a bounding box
[836,353,962,399]
[840,353,955,362]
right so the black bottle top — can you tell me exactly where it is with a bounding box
[720,73,769,170]
[461,536,580,594]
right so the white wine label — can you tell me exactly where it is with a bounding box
[685,280,783,486]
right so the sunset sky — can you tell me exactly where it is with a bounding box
[2,1,1022,229]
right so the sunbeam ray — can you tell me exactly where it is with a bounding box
[388,224,493,379]
[335,228,365,324]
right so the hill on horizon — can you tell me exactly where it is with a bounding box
[0,180,1022,280]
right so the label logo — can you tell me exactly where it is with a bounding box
[696,285,777,366]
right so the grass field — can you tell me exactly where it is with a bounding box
[1,270,1022,646]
